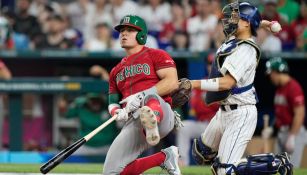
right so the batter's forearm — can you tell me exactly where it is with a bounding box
[155,78,178,96]
[0,66,12,80]
[290,105,305,135]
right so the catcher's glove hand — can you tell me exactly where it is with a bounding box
[171,78,192,108]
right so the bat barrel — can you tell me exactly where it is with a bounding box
[40,138,86,174]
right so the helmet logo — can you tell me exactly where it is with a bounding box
[123,17,130,24]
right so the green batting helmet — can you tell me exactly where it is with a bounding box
[266,57,289,74]
[114,15,147,45]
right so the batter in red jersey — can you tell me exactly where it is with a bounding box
[104,15,181,175]
[265,57,306,168]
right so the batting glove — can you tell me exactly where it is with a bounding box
[261,127,273,139]
[120,92,145,113]
[114,108,129,122]
[285,134,295,154]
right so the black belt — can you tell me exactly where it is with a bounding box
[221,104,238,111]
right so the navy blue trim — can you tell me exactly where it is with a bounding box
[231,83,253,94]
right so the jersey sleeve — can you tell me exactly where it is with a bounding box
[152,50,176,70]
[109,67,119,94]
[220,44,257,82]
[289,81,305,106]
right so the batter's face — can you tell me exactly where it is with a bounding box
[268,71,280,86]
[119,26,139,49]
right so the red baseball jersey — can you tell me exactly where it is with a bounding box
[274,78,305,128]
[190,88,219,121]
[109,47,176,104]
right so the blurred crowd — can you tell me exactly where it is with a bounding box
[0,0,306,52]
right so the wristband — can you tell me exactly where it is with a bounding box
[200,78,219,91]
[108,103,120,116]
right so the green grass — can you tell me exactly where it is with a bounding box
[0,163,307,174]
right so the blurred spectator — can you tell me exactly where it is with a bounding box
[261,0,295,51]
[2,93,51,151]
[58,93,119,155]
[109,0,138,26]
[35,5,55,34]
[62,16,84,49]
[187,0,218,51]
[13,0,42,46]
[159,2,188,48]
[65,0,94,38]
[35,14,75,50]
[28,0,62,17]
[83,23,113,51]
[138,0,171,33]
[211,0,222,19]
[0,16,14,50]
[291,0,307,50]
[277,0,300,24]
[0,59,12,150]
[166,30,189,51]
[295,29,307,51]
[84,0,112,40]
[89,65,110,81]
[209,20,225,50]
[0,59,12,80]
[262,0,285,23]
[256,27,282,52]
[0,14,29,50]
[22,94,49,151]
[176,54,219,166]
[265,57,307,168]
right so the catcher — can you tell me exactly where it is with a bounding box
[171,2,293,175]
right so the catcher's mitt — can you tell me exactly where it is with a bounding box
[171,78,192,108]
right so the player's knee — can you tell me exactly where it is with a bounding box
[143,94,164,121]
[192,137,217,165]
[211,153,293,175]
[143,94,159,104]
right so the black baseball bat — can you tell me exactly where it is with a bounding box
[40,116,117,174]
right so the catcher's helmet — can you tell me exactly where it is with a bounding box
[266,57,289,74]
[114,15,147,45]
[222,2,261,37]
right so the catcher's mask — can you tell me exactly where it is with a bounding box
[222,2,261,38]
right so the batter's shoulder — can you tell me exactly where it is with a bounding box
[147,48,172,57]
[289,78,303,89]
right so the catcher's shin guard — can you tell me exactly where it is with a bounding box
[191,137,217,165]
[211,152,293,175]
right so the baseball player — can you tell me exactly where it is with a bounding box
[189,2,293,175]
[104,15,181,175]
[265,57,306,168]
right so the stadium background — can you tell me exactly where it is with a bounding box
[0,0,307,172]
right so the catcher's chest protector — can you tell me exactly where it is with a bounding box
[205,39,261,105]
